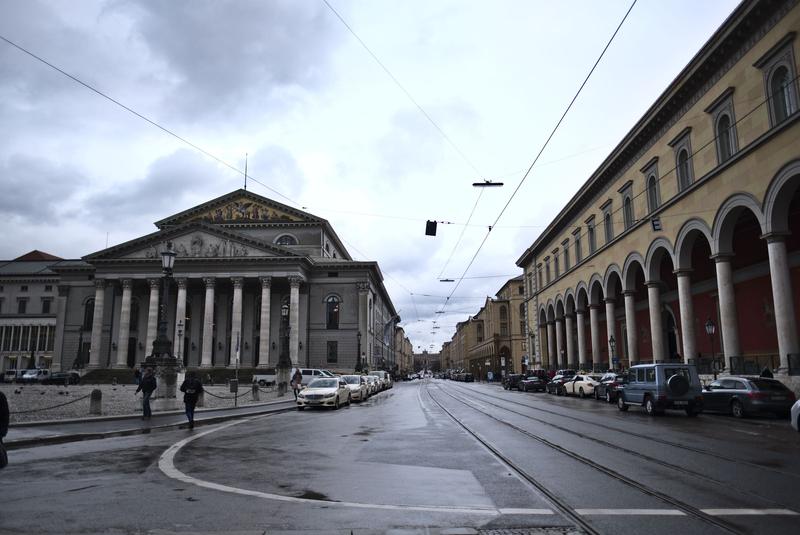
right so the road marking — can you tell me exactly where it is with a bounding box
[701,509,800,516]
[498,508,554,515]
[576,509,686,516]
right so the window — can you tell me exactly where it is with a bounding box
[716,113,734,162]
[17,299,27,314]
[518,285,524,295]
[677,150,691,190]
[44,285,52,292]
[573,229,582,263]
[20,285,28,292]
[519,303,526,335]
[41,298,52,314]
[0,298,3,314]
[669,127,694,192]
[326,341,338,363]
[562,240,570,271]
[275,234,297,246]
[604,212,613,243]
[326,295,340,329]
[586,217,596,254]
[647,175,660,212]
[500,306,508,337]
[477,323,484,342]
[544,257,551,284]
[704,88,738,165]
[82,299,95,330]
[536,265,543,290]
[754,35,799,127]
[623,197,633,230]
[553,251,560,277]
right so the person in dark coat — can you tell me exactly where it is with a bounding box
[290,369,303,401]
[135,367,157,420]
[0,391,9,469]
[179,371,204,429]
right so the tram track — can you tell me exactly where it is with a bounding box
[447,381,800,481]
[425,382,750,535]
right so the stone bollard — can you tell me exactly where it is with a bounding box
[252,382,260,402]
[196,390,205,408]
[89,389,102,415]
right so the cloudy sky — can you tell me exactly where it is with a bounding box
[0,0,738,351]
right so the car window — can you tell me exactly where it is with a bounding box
[749,379,788,391]
[309,378,338,388]
[302,370,311,376]
[588,375,601,381]
[663,367,691,381]
[720,379,737,389]
[709,380,723,389]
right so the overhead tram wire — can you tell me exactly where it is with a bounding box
[436,0,638,315]
[0,33,300,207]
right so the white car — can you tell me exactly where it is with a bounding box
[791,399,800,432]
[296,378,351,410]
[369,371,392,389]
[341,375,369,402]
[364,375,379,395]
[563,374,602,398]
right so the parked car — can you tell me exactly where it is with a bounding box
[3,370,25,383]
[41,371,81,385]
[364,375,379,395]
[546,374,571,395]
[296,377,350,410]
[341,375,369,402]
[617,363,703,416]
[462,373,474,382]
[251,367,277,386]
[503,374,524,390]
[594,373,627,403]
[791,399,800,431]
[555,369,577,378]
[702,377,796,418]
[19,369,51,384]
[291,368,336,386]
[562,374,602,398]
[368,371,392,390]
[518,376,547,392]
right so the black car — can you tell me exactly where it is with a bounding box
[702,377,796,418]
[594,373,627,402]
[463,373,474,383]
[546,374,570,395]
[518,376,548,392]
[41,371,81,385]
[503,374,524,390]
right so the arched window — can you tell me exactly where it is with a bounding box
[519,303,526,335]
[716,114,733,163]
[604,212,613,243]
[275,234,297,246]
[647,175,660,212]
[771,65,794,123]
[499,306,508,336]
[623,196,633,230]
[677,149,691,191]
[477,322,484,342]
[82,298,95,331]
[326,295,340,330]
[499,306,508,320]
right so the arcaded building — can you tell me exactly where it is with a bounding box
[517,0,800,389]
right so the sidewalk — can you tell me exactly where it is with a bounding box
[5,396,297,450]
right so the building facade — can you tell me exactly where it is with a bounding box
[1,190,400,375]
[517,0,800,390]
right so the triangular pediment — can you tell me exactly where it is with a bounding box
[155,189,322,228]
[85,223,301,261]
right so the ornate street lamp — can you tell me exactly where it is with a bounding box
[144,241,180,402]
[355,331,363,373]
[609,335,617,371]
[276,324,292,396]
[705,318,718,379]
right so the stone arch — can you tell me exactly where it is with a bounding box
[763,159,800,234]
[712,193,766,255]
[622,252,646,292]
[564,288,576,314]
[538,306,547,325]
[588,274,605,306]
[575,282,589,311]
[645,237,675,282]
[603,264,623,296]
[674,218,713,270]
[555,297,565,319]
[546,301,555,322]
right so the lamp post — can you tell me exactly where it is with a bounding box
[356,331,363,373]
[276,325,292,396]
[176,320,184,366]
[609,335,617,371]
[705,318,717,380]
[145,242,179,403]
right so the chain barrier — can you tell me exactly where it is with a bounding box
[9,393,92,414]
[203,389,252,400]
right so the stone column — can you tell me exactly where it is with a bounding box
[357,281,370,368]
[88,280,106,369]
[714,255,740,370]
[258,276,272,368]
[675,271,696,364]
[289,276,302,367]
[53,285,70,372]
[546,321,556,369]
[201,278,215,368]
[115,279,133,368]
[766,235,799,372]
[145,279,160,356]
[589,304,601,369]
[623,291,638,364]
[565,313,576,368]
[576,309,588,367]
[647,282,665,363]
[555,318,565,368]
[173,278,187,357]
[229,277,244,367]
[605,298,616,370]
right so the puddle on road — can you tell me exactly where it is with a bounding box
[297,490,332,501]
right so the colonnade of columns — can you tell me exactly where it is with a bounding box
[87,274,304,369]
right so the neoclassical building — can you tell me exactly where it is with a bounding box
[517,0,800,389]
[0,189,401,376]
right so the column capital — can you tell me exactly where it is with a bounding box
[356,281,370,293]
[710,253,734,263]
[231,277,244,289]
[58,285,70,297]
[604,297,616,305]
[645,280,662,289]
[565,312,575,319]
[589,304,602,310]
[673,269,693,277]
[121,278,133,290]
[288,275,303,288]
[761,231,790,244]
[622,290,637,297]
[94,279,106,290]
[546,320,555,326]
[176,277,188,289]
[203,277,216,288]
[259,276,272,288]
[148,278,161,289]
[554,317,563,324]
[575,308,586,315]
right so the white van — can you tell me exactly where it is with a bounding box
[20,368,50,384]
[292,368,336,385]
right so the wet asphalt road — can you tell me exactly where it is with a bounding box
[1,379,799,534]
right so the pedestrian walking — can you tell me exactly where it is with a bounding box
[0,390,9,469]
[179,371,204,429]
[135,367,157,420]
[290,369,303,401]
[133,367,141,386]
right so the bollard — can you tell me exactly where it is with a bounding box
[196,390,204,408]
[111,377,117,386]
[89,389,102,415]
[252,382,260,402]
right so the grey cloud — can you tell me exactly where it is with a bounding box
[247,145,307,203]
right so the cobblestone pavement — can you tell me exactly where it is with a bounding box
[1,382,282,423]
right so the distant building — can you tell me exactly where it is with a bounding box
[0,190,400,375]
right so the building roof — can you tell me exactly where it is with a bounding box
[13,250,63,261]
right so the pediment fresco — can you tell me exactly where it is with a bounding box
[190,197,302,224]
[121,232,277,260]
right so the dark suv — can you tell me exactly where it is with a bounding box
[617,363,703,416]
[503,374,525,390]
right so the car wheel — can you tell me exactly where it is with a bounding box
[731,399,745,418]
[347,394,352,406]
[333,397,340,410]
[645,397,657,416]
[617,396,628,411]
[579,388,585,399]
[594,389,600,400]
[606,391,612,404]
[556,386,563,396]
